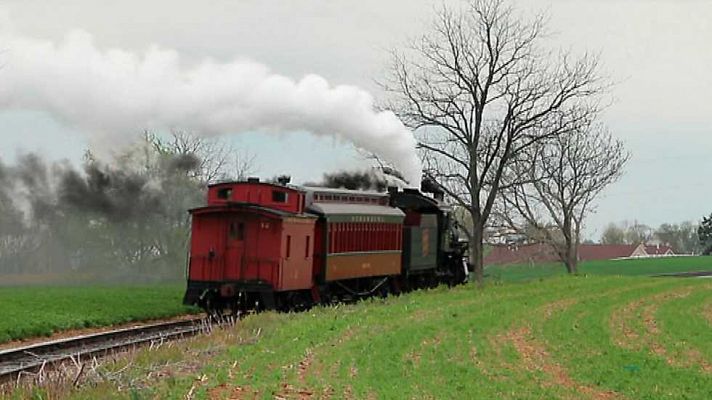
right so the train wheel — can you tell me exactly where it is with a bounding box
[390,277,403,296]
[377,277,391,298]
[203,295,224,322]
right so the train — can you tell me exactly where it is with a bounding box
[182,177,470,314]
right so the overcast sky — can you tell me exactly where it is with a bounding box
[1,0,710,240]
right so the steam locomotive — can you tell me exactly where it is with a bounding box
[183,177,469,314]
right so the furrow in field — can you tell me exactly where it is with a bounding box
[506,326,623,400]
[657,287,712,374]
[489,298,624,400]
[541,279,712,400]
[609,288,691,350]
[284,289,516,398]
[478,281,662,399]
[498,281,664,399]
[608,286,712,372]
[206,383,259,400]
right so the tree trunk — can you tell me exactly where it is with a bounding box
[470,222,485,287]
[564,239,578,274]
[561,215,578,274]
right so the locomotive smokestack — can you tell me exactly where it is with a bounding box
[276,175,291,186]
[420,177,444,200]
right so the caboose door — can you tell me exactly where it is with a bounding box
[224,216,246,281]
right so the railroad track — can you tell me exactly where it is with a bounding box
[0,316,214,383]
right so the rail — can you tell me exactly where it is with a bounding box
[0,317,214,383]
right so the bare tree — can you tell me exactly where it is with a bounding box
[497,124,628,273]
[655,222,700,254]
[601,223,626,244]
[146,131,256,183]
[624,222,653,246]
[384,0,606,285]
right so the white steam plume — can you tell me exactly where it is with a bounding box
[0,30,422,184]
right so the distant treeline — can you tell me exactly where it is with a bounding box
[599,221,703,254]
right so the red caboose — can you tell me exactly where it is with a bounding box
[183,179,316,310]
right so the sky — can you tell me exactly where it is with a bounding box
[0,0,710,240]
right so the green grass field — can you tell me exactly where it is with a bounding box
[6,257,712,398]
[486,255,712,282]
[0,285,198,344]
[30,271,712,400]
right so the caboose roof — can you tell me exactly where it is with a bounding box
[190,203,314,219]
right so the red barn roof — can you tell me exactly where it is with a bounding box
[484,243,674,266]
[577,244,639,261]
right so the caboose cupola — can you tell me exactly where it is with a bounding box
[207,180,306,214]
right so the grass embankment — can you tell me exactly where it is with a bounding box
[486,255,712,282]
[0,285,198,344]
[29,274,712,399]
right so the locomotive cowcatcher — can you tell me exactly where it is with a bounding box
[183,177,469,314]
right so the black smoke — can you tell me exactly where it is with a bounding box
[168,153,201,173]
[420,176,444,195]
[313,170,389,191]
[0,150,204,285]
[58,164,162,222]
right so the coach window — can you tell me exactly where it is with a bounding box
[337,223,342,253]
[328,224,334,253]
[272,190,288,203]
[329,224,335,253]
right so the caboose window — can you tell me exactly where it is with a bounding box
[217,188,232,200]
[229,222,244,240]
[272,190,288,203]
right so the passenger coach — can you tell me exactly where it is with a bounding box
[304,187,404,299]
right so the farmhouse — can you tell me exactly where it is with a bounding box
[644,244,676,257]
[484,243,675,266]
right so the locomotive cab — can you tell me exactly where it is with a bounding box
[389,187,468,286]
